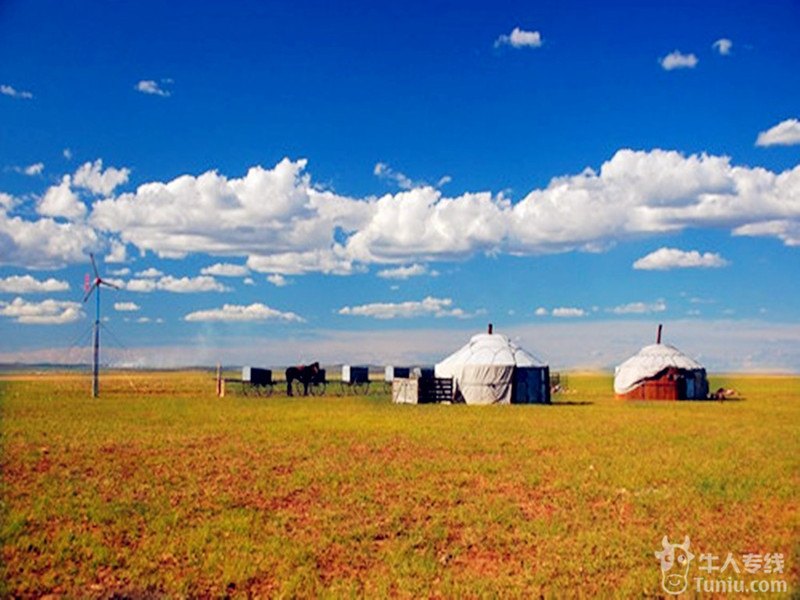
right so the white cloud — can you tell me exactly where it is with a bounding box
[73,159,130,195]
[125,279,157,293]
[106,238,128,263]
[22,163,44,176]
[345,187,508,264]
[534,307,548,316]
[0,297,82,324]
[18,148,786,274]
[135,80,171,97]
[734,219,800,247]
[0,193,16,211]
[201,263,250,277]
[376,264,430,279]
[374,163,451,191]
[63,148,73,160]
[37,175,86,220]
[552,307,585,318]
[0,210,99,270]
[756,118,800,147]
[243,277,255,285]
[633,247,729,270]
[91,158,368,273]
[267,274,288,287]
[338,296,467,319]
[0,275,69,293]
[610,300,667,315]
[147,275,229,293]
[374,162,413,190]
[135,267,164,278]
[660,50,698,70]
[712,38,733,56]
[184,302,303,322]
[1,84,33,99]
[495,27,543,49]
[114,301,140,311]
[108,267,131,276]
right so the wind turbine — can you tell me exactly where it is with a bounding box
[83,253,119,398]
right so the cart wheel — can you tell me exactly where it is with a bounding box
[353,381,369,395]
[264,383,274,397]
[292,380,305,397]
[311,382,326,396]
[241,383,249,396]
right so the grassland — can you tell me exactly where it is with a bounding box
[1,371,798,598]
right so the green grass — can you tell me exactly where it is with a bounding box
[1,371,799,597]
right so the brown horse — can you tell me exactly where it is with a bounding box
[285,362,319,396]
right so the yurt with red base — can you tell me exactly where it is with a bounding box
[614,325,709,401]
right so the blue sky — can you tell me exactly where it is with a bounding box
[1,0,799,372]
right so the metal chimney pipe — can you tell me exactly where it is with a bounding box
[488,323,493,334]
[656,323,663,344]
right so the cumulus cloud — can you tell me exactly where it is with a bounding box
[91,158,369,273]
[2,149,797,274]
[135,268,164,278]
[552,307,586,317]
[610,300,667,315]
[184,302,303,322]
[660,50,698,70]
[534,307,548,316]
[85,150,800,272]
[376,264,431,279]
[0,297,82,324]
[374,163,450,191]
[15,163,44,176]
[374,163,413,190]
[267,274,288,287]
[135,79,171,97]
[114,301,140,311]
[37,175,86,220]
[201,263,250,277]
[495,27,543,49]
[73,159,130,195]
[338,296,467,319]
[633,247,729,270]
[712,38,733,55]
[0,211,99,269]
[1,84,33,99]
[734,219,800,246]
[756,118,800,147]
[0,192,15,211]
[124,275,229,293]
[0,275,69,293]
[345,187,509,264]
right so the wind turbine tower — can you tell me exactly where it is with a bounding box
[83,253,119,398]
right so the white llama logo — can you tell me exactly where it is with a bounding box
[654,535,695,595]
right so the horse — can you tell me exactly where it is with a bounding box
[285,362,319,396]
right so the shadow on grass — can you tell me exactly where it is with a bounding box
[549,401,594,406]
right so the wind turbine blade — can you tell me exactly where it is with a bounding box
[83,283,98,303]
[99,279,121,290]
[89,252,100,279]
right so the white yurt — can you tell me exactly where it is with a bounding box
[614,326,709,400]
[435,325,550,405]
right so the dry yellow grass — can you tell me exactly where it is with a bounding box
[1,371,798,597]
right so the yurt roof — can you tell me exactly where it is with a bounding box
[436,333,544,375]
[614,343,704,395]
